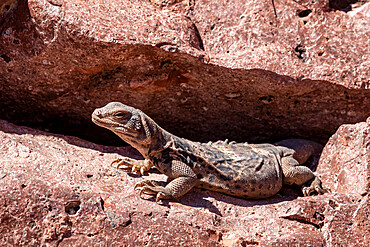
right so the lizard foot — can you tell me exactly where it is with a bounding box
[302,176,329,196]
[134,180,169,203]
[111,158,152,175]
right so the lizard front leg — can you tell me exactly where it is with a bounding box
[112,157,153,175]
[134,160,197,202]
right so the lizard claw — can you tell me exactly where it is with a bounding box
[302,177,329,196]
[134,180,159,189]
[140,167,146,176]
[112,158,152,175]
[156,192,165,203]
[111,157,136,169]
[131,165,139,173]
[130,165,146,175]
[134,180,167,203]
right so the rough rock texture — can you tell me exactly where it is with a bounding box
[1,0,369,245]
[317,117,370,196]
[0,0,369,146]
[191,0,370,88]
[1,118,369,246]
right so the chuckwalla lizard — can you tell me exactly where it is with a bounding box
[92,102,326,202]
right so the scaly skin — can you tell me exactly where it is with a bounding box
[92,102,327,202]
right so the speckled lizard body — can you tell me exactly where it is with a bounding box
[92,102,326,201]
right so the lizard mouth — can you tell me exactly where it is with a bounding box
[92,113,118,128]
[91,113,106,127]
[91,118,102,128]
[91,113,131,134]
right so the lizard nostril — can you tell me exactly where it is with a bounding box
[93,110,102,118]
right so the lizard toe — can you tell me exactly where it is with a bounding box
[302,176,327,196]
[138,186,168,201]
[302,184,327,196]
[135,180,168,200]
[302,187,311,197]
[315,186,330,195]
[131,165,140,173]
[134,180,159,189]
[112,157,136,169]
[111,158,123,168]
[156,192,166,203]
[140,167,146,175]
[138,186,156,197]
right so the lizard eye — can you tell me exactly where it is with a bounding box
[113,112,126,118]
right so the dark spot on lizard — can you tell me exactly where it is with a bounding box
[197,174,203,179]
[219,174,233,181]
[259,184,263,189]
[207,165,215,171]
[189,154,198,162]
[243,189,248,193]
[240,178,248,184]
[235,185,242,189]
[255,160,264,171]
[251,188,255,192]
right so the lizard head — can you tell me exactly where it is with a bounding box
[92,102,153,148]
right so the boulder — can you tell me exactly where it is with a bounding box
[0,119,369,246]
[0,0,369,146]
[317,117,370,196]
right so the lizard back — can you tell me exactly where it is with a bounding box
[150,138,284,199]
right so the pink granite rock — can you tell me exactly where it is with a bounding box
[191,0,370,88]
[1,119,369,246]
[0,0,369,146]
[317,117,370,196]
[0,1,369,243]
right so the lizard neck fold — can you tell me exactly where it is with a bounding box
[115,113,175,159]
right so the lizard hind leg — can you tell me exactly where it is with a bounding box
[281,156,326,196]
[134,159,199,202]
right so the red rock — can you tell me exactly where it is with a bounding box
[0,0,369,146]
[317,117,370,196]
[0,0,369,243]
[190,0,369,89]
[1,119,369,246]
